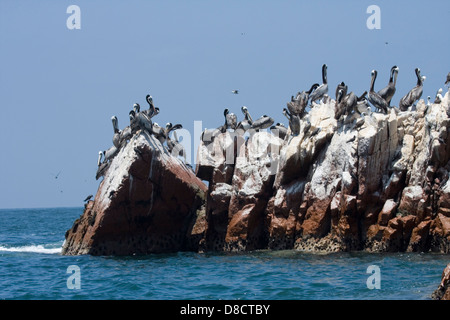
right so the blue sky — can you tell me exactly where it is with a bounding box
[0,0,449,209]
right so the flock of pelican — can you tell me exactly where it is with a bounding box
[94,68,450,181]
[96,94,185,180]
[201,66,450,146]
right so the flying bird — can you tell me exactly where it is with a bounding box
[231,90,239,94]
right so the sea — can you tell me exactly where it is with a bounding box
[0,207,448,301]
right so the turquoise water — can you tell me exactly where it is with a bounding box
[0,207,448,300]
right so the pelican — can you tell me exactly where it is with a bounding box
[201,109,234,143]
[399,68,424,111]
[111,116,123,149]
[145,94,157,118]
[288,83,320,117]
[167,130,186,163]
[236,106,253,132]
[434,88,443,104]
[152,123,166,144]
[96,151,109,180]
[283,108,300,136]
[225,109,237,130]
[445,72,450,86]
[83,195,93,202]
[251,115,274,131]
[153,122,183,144]
[367,70,388,114]
[120,124,132,144]
[133,103,140,114]
[334,89,346,121]
[356,91,371,115]
[133,108,153,134]
[129,110,140,134]
[378,65,399,107]
[270,123,288,140]
[335,82,348,101]
[103,145,119,162]
[309,64,328,104]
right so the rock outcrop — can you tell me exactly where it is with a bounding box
[196,90,450,253]
[63,89,450,256]
[62,131,207,255]
[432,263,450,300]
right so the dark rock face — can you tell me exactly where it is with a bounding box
[62,132,207,256]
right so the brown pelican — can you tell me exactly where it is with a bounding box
[133,103,140,114]
[152,123,166,144]
[368,70,388,114]
[378,65,399,107]
[151,122,180,145]
[335,82,348,101]
[129,110,140,134]
[283,108,300,136]
[96,151,109,180]
[167,130,186,162]
[225,109,238,130]
[309,64,328,104]
[399,68,424,111]
[270,123,288,140]
[236,106,253,132]
[103,145,119,162]
[145,94,158,118]
[288,83,320,117]
[111,116,122,149]
[334,89,346,121]
[201,109,234,143]
[251,114,274,131]
[356,91,371,115]
[445,72,450,86]
[133,108,153,134]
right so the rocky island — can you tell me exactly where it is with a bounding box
[61,68,450,299]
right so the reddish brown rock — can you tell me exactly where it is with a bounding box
[407,220,432,252]
[62,132,207,256]
[432,263,450,300]
[377,199,398,226]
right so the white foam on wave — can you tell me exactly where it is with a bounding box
[0,244,62,254]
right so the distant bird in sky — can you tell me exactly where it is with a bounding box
[51,171,61,179]
[231,90,239,94]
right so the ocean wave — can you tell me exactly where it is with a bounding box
[0,244,62,254]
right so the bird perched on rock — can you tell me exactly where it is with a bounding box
[399,68,425,111]
[378,65,399,107]
[270,123,288,140]
[368,70,388,114]
[309,64,328,104]
[434,88,443,104]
